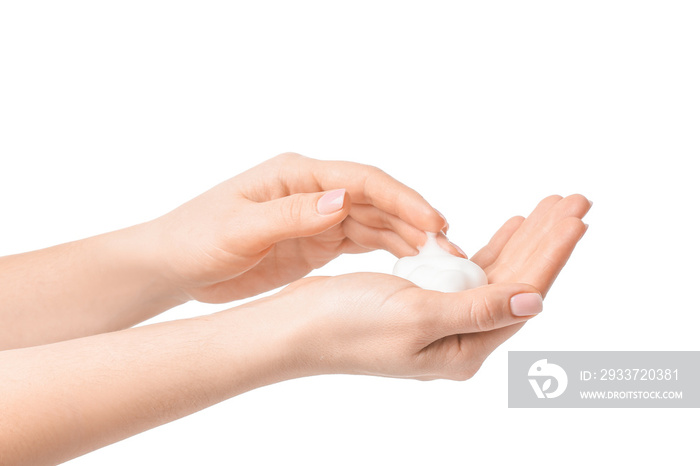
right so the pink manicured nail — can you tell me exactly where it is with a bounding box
[317,189,346,215]
[449,241,467,258]
[435,209,448,231]
[510,293,543,316]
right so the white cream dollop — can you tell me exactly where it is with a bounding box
[393,232,487,292]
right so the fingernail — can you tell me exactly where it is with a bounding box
[588,200,593,208]
[449,241,467,258]
[435,209,449,231]
[317,189,346,215]
[510,293,543,316]
[582,223,590,237]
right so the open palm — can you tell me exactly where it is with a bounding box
[266,193,591,381]
[422,194,591,372]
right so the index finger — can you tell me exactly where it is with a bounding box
[284,154,448,233]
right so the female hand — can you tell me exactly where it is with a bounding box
[257,193,590,380]
[264,273,542,380]
[468,193,591,350]
[149,153,455,303]
[0,194,590,465]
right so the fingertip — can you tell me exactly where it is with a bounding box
[566,193,589,203]
[563,193,592,218]
[421,207,449,233]
[510,291,544,317]
[498,215,525,237]
[339,189,352,216]
[524,195,563,223]
[541,194,564,205]
[435,232,467,258]
[449,241,467,259]
[317,189,348,215]
[435,208,450,233]
[561,216,587,238]
[410,197,448,233]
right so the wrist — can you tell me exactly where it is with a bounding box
[94,222,191,312]
[209,299,316,387]
[228,281,351,379]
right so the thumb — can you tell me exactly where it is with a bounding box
[246,189,350,249]
[429,283,543,337]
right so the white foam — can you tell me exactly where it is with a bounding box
[393,232,487,292]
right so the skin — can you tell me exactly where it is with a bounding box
[0,153,590,464]
[0,153,456,350]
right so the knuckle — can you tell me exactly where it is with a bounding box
[275,151,302,161]
[368,164,386,176]
[356,163,385,183]
[368,166,388,183]
[467,295,497,333]
[272,152,308,167]
[280,195,306,228]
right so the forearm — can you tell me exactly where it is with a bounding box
[0,302,300,465]
[0,222,187,350]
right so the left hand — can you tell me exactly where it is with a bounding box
[247,195,591,380]
[466,193,592,352]
[147,153,454,303]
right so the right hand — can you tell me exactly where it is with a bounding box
[146,153,455,304]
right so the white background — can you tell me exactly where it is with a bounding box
[1,1,698,464]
